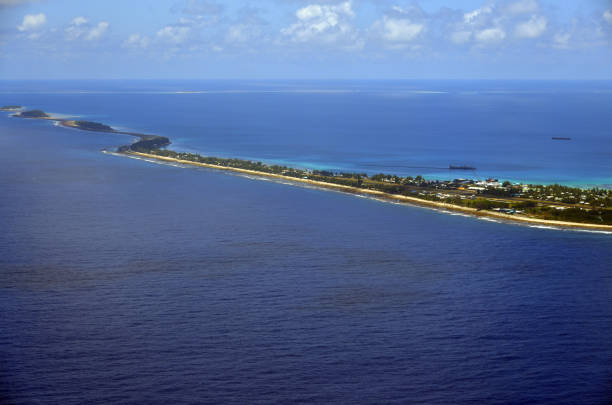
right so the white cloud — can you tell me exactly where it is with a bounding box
[281,1,356,44]
[85,21,109,40]
[504,0,538,15]
[176,16,213,26]
[464,5,492,25]
[450,30,471,44]
[296,4,323,21]
[475,27,505,43]
[226,25,247,42]
[331,1,353,18]
[226,24,263,44]
[65,18,109,41]
[553,32,570,49]
[123,33,150,48]
[157,25,191,44]
[17,13,46,31]
[379,17,423,42]
[64,16,89,39]
[604,10,612,25]
[390,5,422,16]
[71,16,88,26]
[222,7,267,46]
[65,21,86,39]
[514,15,547,38]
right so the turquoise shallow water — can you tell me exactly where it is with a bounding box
[1,79,611,187]
[1,81,612,404]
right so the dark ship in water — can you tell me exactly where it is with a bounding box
[449,165,476,170]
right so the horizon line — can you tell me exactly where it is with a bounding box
[1,78,612,82]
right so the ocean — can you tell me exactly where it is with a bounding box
[2,79,612,186]
[1,80,611,404]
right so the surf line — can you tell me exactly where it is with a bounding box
[5,106,611,233]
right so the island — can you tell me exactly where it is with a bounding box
[118,136,171,152]
[63,120,114,132]
[15,109,49,118]
[0,105,23,111]
[128,149,612,228]
[10,110,171,153]
[4,106,611,230]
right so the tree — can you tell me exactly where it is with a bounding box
[472,199,493,210]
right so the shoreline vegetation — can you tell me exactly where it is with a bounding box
[3,106,170,152]
[3,105,611,231]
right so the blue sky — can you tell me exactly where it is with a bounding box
[1,0,611,79]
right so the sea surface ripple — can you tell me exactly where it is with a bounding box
[1,82,611,404]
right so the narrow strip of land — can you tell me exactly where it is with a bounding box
[124,151,612,231]
[3,107,170,151]
[3,105,611,232]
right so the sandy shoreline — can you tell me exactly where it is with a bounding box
[6,109,610,232]
[124,151,612,232]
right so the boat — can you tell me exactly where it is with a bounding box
[449,165,476,170]
[552,137,571,140]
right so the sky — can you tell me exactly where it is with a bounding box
[0,0,611,79]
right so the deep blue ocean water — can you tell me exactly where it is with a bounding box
[1,81,611,404]
[1,79,611,186]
